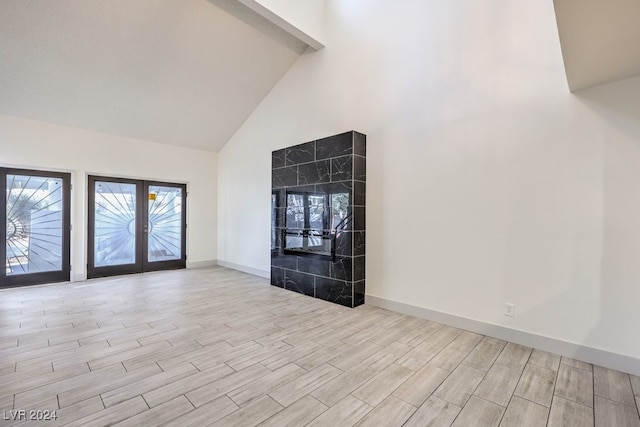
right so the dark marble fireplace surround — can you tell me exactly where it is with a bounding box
[271,131,366,308]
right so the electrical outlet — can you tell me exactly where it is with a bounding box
[504,303,515,317]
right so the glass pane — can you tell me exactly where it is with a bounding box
[94,181,137,267]
[147,185,183,262]
[271,193,277,250]
[285,231,304,249]
[331,192,350,231]
[308,194,325,230]
[286,194,305,229]
[6,174,64,275]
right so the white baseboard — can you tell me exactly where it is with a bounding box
[216,260,270,279]
[187,260,218,269]
[366,295,640,376]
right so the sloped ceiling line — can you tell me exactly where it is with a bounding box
[554,0,640,91]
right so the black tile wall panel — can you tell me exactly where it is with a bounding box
[354,155,366,181]
[272,252,297,270]
[298,160,330,185]
[271,267,285,288]
[331,156,353,182]
[316,132,353,160]
[353,256,366,282]
[285,270,315,297]
[354,132,367,156]
[354,232,366,257]
[298,256,331,277]
[272,149,286,168]
[354,280,366,307]
[316,277,353,307]
[331,256,353,282]
[271,131,366,308]
[272,167,298,188]
[354,181,366,206]
[352,207,366,231]
[286,141,315,165]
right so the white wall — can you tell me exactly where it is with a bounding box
[218,0,640,368]
[0,114,218,280]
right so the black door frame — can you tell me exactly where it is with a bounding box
[87,176,186,279]
[87,176,143,278]
[143,180,187,273]
[1,168,71,288]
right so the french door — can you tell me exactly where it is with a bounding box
[87,176,186,279]
[2,168,71,287]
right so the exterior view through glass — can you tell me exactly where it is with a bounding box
[147,185,183,262]
[94,181,137,267]
[6,174,64,275]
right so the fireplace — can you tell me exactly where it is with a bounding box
[282,190,352,259]
[271,131,366,308]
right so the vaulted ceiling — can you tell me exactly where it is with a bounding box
[0,1,638,153]
[0,0,307,152]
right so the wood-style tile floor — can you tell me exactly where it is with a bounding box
[1,266,639,426]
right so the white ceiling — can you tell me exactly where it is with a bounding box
[2,1,637,153]
[554,0,640,91]
[0,0,306,152]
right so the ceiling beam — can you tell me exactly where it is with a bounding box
[237,0,325,50]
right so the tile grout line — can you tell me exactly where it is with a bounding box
[495,348,536,426]
[545,357,561,427]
